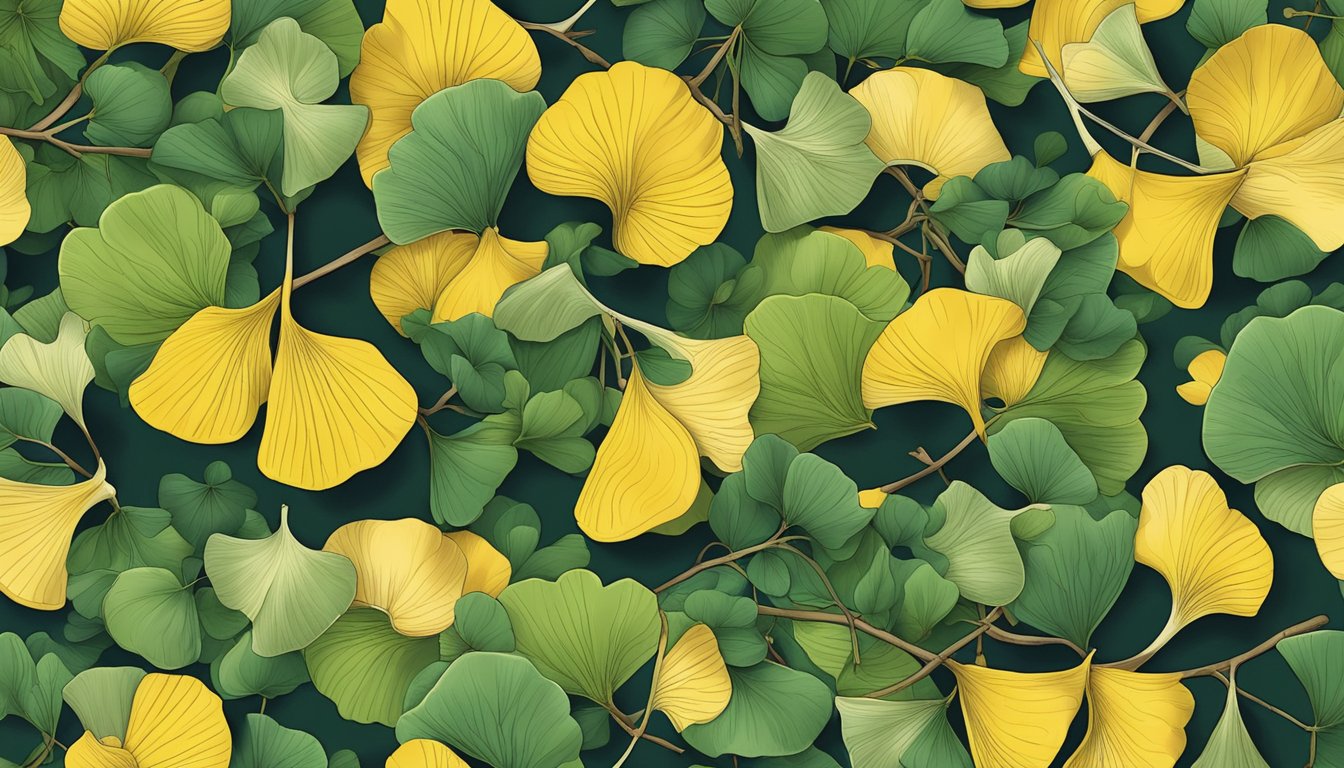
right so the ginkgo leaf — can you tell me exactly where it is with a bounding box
[1059,3,1170,102]
[923,482,1034,605]
[0,462,115,610]
[0,312,95,428]
[369,232,475,333]
[848,67,1009,198]
[817,226,897,270]
[323,518,469,637]
[257,295,418,490]
[949,655,1091,768]
[1313,484,1344,579]
[444,530,511,597]
[1086,151,1245,309]
[303,608,438,726]
[863,288,1026,438]
[1019,0,1179,78]
[965,237,1062,319]
[204,505,357,657]
[219,18,369,196]
[836,694,960,768]
[1133,466,1273,660]
[1190,671,1270,768]
[743,72,884,232]
[387,740,470,768]
[527,61,733,266]
[67,673,231,768]
[981,335,1049,409]
[350,0,542,185]
[430,229,548,322]
[59,0,230,51]
[0,137,29,247]
[1176,348,1225,406]
[651,623,732,731]
[1064,668,1193,767]
[129,293,281,444]
[63,667,146,744]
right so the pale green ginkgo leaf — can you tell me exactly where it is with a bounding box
[743,72,884,233]
[62,666,146,742]
[1279,629,1344,763]
[0,312,95,428]
[204,505,357,657]
[219,17,369,196]
[836,695,968,768]
[102,567,201,670]
[1061,3,1171,103]
[922,482,1037,606]
[965,236,1063,320]
[1191,670,1271,768]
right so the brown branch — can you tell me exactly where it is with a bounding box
[652,525,800,593]
[758,605,938,664]
[861,607,1005,699]
[292,234,391,289]
[689,27,740,88]
[1162,615,1328,679]
[0,126,151,158]
[983,624,1086,657]
[602,703,684,754]
[520,22,613,69]
[879,429,979,494]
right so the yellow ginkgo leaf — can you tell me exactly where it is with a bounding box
[1019,0,1179,78]
[324,518,470,636]
[981,335,1049,409]
[575,366,701,542]
[130,293,281,443]
[431,228,548,322]
[0,462,115,610]
[445,529,512,597]
[1175,349,1226,406]
[69,673,231,768]
[1228,120,1344,253]
[527,61,733,266]
[0,137,29,247]
[949,655,1092,768]
[1134,466,1273,659]
[1312,484,1344,578]
[848,68,1009,199]
[387,740,470,768]
[259,298,418,490]
[1086,151,1245,308]
[369,233,475,334]
[1187,24,1343,169]
[59,0,230,52]
[350,0,542,185]
[651,624,732,731]
[863,288,1026,438]
[1064,668,1193,768]
[858,488,888,509]
[818,226,897,270]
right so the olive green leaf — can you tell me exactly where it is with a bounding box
[62,666,144,742]
[303,608,439,727]
[681,661,833,758]
[965,236,1062,319]
[987,417,1098,505]
[67,506,194,618]
[836,695,971,768]
[744,73,884,232]
[204,505,357,657]
[0,0,83,104]
[893,562,960,641]
[102,567,201,670]
[745,293,881,450]
[937,21,1041,107]
[905,0,1007,67]
[219,17,369,196]
[232,713,327,768]
[373,79,546,243]
[498,569,660,704]
[666,244,756,339]
[821,0,923,63]
[158,461,258,553]
[1191,670,1270,768]
[229,0,365,76]
[1204,306,1344,535]
[624,0,706,69]
[1187,0,1267,50]
[922,482,1035,606]
[59,185,229,346]
[0,633,71,740]
[396,652,584,768]
[213,630,310,700]
[0,387,61,450]
[150,107,286,192]
[1279,630,1344,764]
[780,448,876,550]
[83,63,172,148]
[24,148,156,232]
[1233,215,1330,284]
[453,593,515,653]
[741,227,910,322]
[494,265,605,343]
[706,0,829,120]
[427,420,519,527]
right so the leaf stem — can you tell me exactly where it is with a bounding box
[1147,614,1329,678]
[0,125,152,158]
[15,436,94,479]
[291,234,391,289]
[652,525,802,593]
[419,386,460,417]
[982,623,1086,657]
[1211,670,1316,732]
[878,428,979,494]
[860,607,1004,698]
[758,605,938,664]
[613,612,670,768]
[689,27,741,88]
[520,21,613,69]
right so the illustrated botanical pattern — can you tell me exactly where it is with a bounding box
[0,0,1342,766]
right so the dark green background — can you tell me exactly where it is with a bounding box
[1,1,1339,765]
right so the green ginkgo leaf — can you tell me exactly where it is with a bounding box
[303,608,439,727]
[204,505,357,657]
[498,569,660,705]
[681,661,833,758]
[624,0,706,69]
[1278,630,1344,764]
[905,0,1007,67]
[965,237,1062,320]
[836,695,970,768]
[921,482,1033,606]
[1191,671,1270,768]
[228,0,365,76]
[232,713,328,768]
[219,17,369,196]
[373,79,546,243]
[396,652,584,768]
[62,666,145,742]
[427,420,519,527]
[821,0,923,63]
[741,227,910,322]
[102,567,201,670]
[150,107,286,192]
[213,631,310,700]
[745,73,884,232]
[706,0,828,55]
[987,417,1098,505]
[83,63,172,148]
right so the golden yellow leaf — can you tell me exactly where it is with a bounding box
[526,61,733,266]
[981,335,1049,409]
[652,624,732,731]
[369,232,475,334]
[386,740,470,768]
[818,226,896,270]
[1086,151,1245,308]
[445,529,512,597]
[68,674,231,768]
[0,463,115,610]
[949,655,1092,768]
[1135,466,1273,657]
[1175,349,1225,406]
[863,288,1025,438]
[858,488,888,509]
[1229,120,1344,253]
[259,296,418,490]
[0,137,29,247]
[1187,24,1342,168]
[1313,484,1344,579]
[431,228,548,322]
[575,366,701,542]
[130,292,280,444]
[350,0,541,184]
[1064,668,1193,768]
[324,518,470,637]
[59,0,230,52]
[1019,0,1179,78]
[848,68,1009,199]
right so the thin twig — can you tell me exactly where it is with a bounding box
[0,126,152,158]
[1157,615,1329,678]
[15,437,94,479]
[757,605,939,664]
[777,544,863,663]
[653,525,798,593]
[879,429,979,494]
[520,22,613,69]
[419,386,459,417]
[292,234,391,289]
[1211,670,1316,732]
[983,624,1086,657]
[861,608,1004,698]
